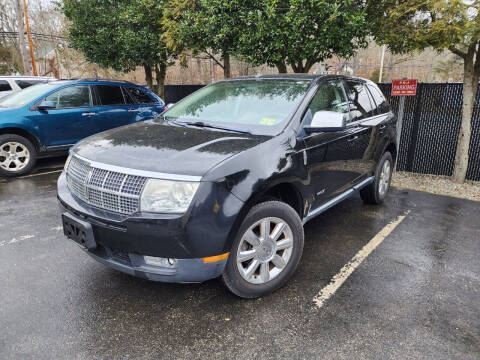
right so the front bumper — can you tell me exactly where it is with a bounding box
[57,172,244,283]
[81,244,227,283]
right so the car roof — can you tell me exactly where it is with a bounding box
[0,76,55,80]
[47,78,146,88]
[226,74,369,83]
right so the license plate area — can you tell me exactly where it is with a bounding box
[62,212,96,250]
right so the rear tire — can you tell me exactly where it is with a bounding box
[0,134,37,177]
[222,201,304,298]
[360,151,393,205]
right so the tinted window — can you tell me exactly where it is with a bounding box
[45,86,93,108]
[302,80,350,126]
[345,81,375,121]
[0,80,12,91]
[15,80,47,89]
[367,84,390,114]
[123,87,154,104]
[96,85,125,105]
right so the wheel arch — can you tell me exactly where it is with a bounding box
[0,127,42,152]
[385,142,397,163]
[223,181,304,252]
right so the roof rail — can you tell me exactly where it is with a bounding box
[76,78,134,84]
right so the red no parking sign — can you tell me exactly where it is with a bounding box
[391,79,418,96]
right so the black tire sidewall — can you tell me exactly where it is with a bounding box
[373,151,393,203]
[223,201,304,298]
[0,134,37,177]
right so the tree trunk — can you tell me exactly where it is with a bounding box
[14,0,30,74]
[276,62,287,73]
[155,62,167,100]
[223,52,231,78]
[143,64,153,92]
[291,61,313,73]
[452,53,477,183]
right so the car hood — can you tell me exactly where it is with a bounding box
[73,120,270,177]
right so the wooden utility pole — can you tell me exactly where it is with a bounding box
[22,0,37,76]
[14,0,30,74]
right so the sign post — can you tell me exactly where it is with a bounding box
[391,79,418,168]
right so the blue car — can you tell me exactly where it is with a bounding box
[0,78,165,176]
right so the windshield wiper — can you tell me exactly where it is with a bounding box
[173,120,253,135]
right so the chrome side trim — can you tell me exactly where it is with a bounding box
[302,176,374,224]
[72,153,203,182]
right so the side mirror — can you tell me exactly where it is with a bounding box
[37,100,56,110]
[304,111,346,133]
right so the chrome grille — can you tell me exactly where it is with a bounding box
[66,156,147,215]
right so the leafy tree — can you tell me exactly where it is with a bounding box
[162,0,246,78]
[237,0,370,73]
[368,0,480,183]
[59,0,174,98]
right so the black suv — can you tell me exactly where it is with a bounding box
[58,75,396,298]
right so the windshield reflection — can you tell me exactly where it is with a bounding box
[0,83,57,108]
[164,80,310,134]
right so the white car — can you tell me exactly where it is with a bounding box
[0,76,55,99]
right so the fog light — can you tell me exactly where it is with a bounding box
[144,256,177,268]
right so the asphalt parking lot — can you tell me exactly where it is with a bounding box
[0,158,479,360]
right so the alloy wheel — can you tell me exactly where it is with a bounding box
[0,142,30,172]
[236,217,294,284]
[379,160,391,196]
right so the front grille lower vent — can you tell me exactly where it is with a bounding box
[66,156,147,215]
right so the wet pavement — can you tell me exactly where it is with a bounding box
[0,158,479,359]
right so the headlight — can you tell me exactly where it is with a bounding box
[64,154,72,172]
[140,179,199,213]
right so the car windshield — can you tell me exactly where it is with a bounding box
[0,83,57,108]
[163,80,310,135]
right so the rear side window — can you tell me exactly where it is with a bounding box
[344,81,375,121]
[367,84,390,114]
[0,80,11,91]
[45,85,93,108]
[123,87,154,104]
[15,80,46,89]
[96,85,125,105]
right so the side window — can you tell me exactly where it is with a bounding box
[96,85,126,105]
[123,87,154,104]
[367,84,390,114]
[0,80,12,91]
[15,80,46,89]
[302,80,350,127]
[344,81,375,121]
[45,86,93,109]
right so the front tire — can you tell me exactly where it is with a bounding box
[0,134,37,177]
[222,201,304,298]
[360,151,393,205]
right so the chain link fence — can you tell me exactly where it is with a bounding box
[378,83,479,181]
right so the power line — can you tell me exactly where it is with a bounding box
[0,31,65,43]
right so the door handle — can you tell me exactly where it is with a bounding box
[82,112,96,116]
[347,135,359,142]
[128,108,140,113]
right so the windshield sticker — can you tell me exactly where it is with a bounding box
[260,118,276,125]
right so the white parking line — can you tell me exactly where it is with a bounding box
[18,169,62,178]
[313,210,410,308]
[0,235,35,247]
